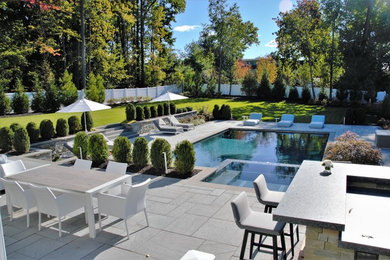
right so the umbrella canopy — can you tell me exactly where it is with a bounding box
[151,92,188,102]
[57,98,111,113]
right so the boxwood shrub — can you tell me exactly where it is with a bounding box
[13,127,30,154]
[68,116,81,134]
[0,127,14,152]
[56,118,69,137]
[26,122,40,143]
[112,136,132,163]
[151,138,171,172]
[163,102,170,115]
[157,104,163,116]
[81,112,93,131]
[73,131,89,159]
[88,134,109,166]
[136,106,144,121]
[10,123,22,132]
[133,137,149,168]
[170,103,176,114]
[125,103,136,121]
[150,106,157,118]
[174,140,195,175]
[143,106,151,119]
[39,119,55,140]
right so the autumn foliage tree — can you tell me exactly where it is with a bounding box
[256,56,277,84]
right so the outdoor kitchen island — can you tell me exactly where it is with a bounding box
[273,160,390,260]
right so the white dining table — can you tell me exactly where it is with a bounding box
[7,163,131,238]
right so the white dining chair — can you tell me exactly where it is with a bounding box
[30,185,86,237]
[73,159,92,170]
[97,178,151,238]
[106,161,127,175]
[0,160,26,177]
[0,178,36,227]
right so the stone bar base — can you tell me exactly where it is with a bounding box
[304,226,390,260]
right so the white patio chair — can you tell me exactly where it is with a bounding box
[0,178,36,227]
[97,178,151,238]
[106,161,128,175]
[73,159,92,170]
[30,185,86,237]
[0,160,26,177]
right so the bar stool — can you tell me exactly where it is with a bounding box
[231,192,286,260]
[253,174,299,257]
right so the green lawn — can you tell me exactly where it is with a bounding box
[0,98,347,129]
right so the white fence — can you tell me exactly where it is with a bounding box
[5,84,387,104]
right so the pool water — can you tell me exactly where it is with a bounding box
[196,129,329,190]
[194,130,329,167]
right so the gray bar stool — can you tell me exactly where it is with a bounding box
[231,192,287,260]
[253,174,299,257]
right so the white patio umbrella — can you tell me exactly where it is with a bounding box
[57,98,111,132]
[150,91,188,114]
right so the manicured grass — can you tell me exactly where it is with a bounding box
[0,98,347,129]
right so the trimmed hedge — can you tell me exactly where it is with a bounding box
[26,122,40,143]
[81,112,93,131]
[212,104,219,119]
[10,123,22,132]
[157,104,163,116]
[151,138,171,172]
[56,118,69,137]
[125,103,136,121]
[174,140,195,175]
[133,137,149,168]
[39,119,55,140]
[0,127,14,152]
[112,136,132,163]
[13,127,30,154]
[163,103,170,115]
[68,116,81,134]
[73,131,89,159]
[136,106,144,121]
[88,134,109,166]
[170,103,176,114]
[143,106,151,119]
[150,106,157,118]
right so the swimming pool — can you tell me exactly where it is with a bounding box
[195,129,329,190]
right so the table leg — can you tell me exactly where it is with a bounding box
[85,193,96,238]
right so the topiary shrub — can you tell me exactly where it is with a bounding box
[381,95,390,119]
[56,118,69,137]
[133,137,149,168]
[13,127,30,154]
[68,116,81,134]
[0,87,11,115]
[0,127,14,152]
[12,79,30,114]
[186,106,193,112]
[150,106,157,118]
[143,106,150,119]
[163,102,170,115]
[39,119,55,140]
[81,112,93,131]
[112,136,132,163]
[174,140,196,176]
[88,134,109,166]
[10,123,22,132]
[325,131,382,165]
[73,131,89,159]
[157,104,163,116]
[345,108,366,125]
[212,104,220,120]
[176,108,183,114]
[26,122,40,143]
[151,138,171,172]
[219,105,231,120]
[301,86,311,104]
[125,103,136,121]
[170,103,176,114]
[136,106,144,121]
[288,87,299,102]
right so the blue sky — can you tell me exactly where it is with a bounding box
[172,0,295,59]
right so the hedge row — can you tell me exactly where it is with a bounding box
[126,102,193,122]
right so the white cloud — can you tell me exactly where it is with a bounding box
[265,39,278,48]
[279,0,292,13]
[173,25,201,32]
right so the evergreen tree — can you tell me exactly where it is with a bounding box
[60,70,78,106]
[96,74,105,103]
[86,72,99,102]
[31,75,45,113]
[12,79,29,114]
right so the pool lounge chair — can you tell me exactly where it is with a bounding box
[243,113,262,126]
[277,114,294,127]
[309,115,325,129]
[168,116,195,131]
[154,119,184,135]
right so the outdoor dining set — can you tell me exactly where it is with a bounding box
[0,158,150,239]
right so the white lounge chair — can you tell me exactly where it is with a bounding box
[309,115,325,129]
[73,159,92,170]
[277,114,294,127]
[168,116,194,131]
[97,178,151,238]
[0,160,26,190]
[154,119,183,134]
[0,178,36,227]
[30,185,86,237]
[244,113,262,126]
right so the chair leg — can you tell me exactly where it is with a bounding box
[26,209,30,227]
[258,234,263,250]
[58,217,62,238]
[272,235,278,260]
[38,212,41,231]
[249,232,255,259]
[296,225,300,242]
[240,230,249,260]
[264,205,269,213]
[289,223,295,257]
[144,209,149,227]
[124,219,129,238]
[281,233,287,260]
